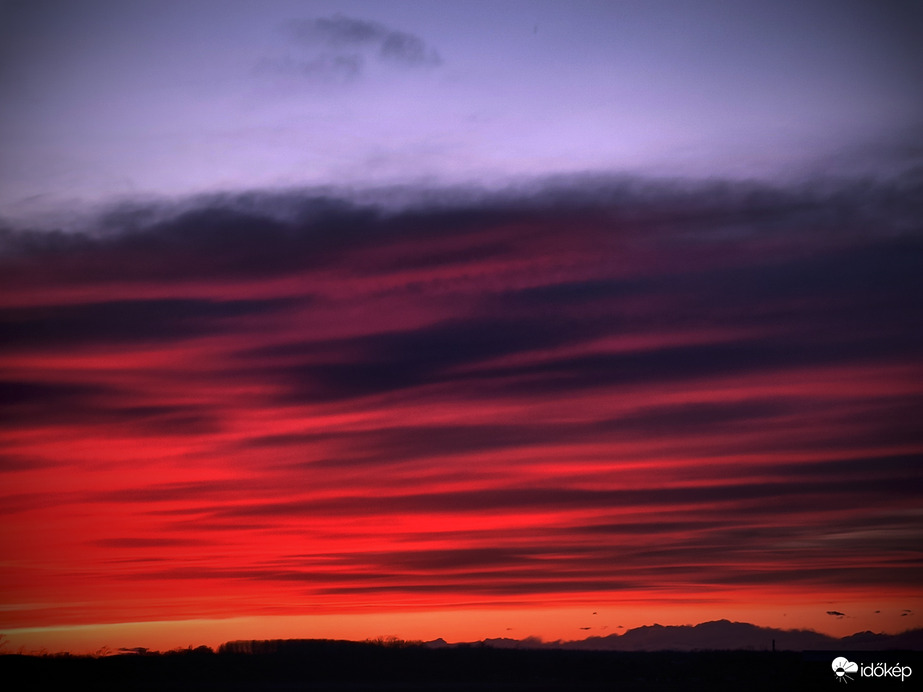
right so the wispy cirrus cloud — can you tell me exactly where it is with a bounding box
[287,14,442,67]
[256,13,442,82]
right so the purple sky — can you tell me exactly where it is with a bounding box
[2,0,921,223]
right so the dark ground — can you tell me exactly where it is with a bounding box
[3,640,920,691]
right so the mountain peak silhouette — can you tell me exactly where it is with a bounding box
[427,620,923,652]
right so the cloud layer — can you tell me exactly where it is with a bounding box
[1,174,921,632]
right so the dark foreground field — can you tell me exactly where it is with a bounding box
[4,640,922,691]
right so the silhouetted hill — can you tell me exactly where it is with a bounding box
[839,628,923,650]
[434,619,923,652]
[557,619,835,651]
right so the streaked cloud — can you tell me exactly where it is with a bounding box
[1,175,921,637]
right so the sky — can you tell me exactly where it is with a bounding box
[1,0,922,654]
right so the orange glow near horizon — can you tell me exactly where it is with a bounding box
[5,595,922,655]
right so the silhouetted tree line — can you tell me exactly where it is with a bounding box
[3,639,922,691]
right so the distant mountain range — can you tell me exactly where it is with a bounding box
[425,620,923,652]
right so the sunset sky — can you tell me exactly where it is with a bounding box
[2,1,922,654]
